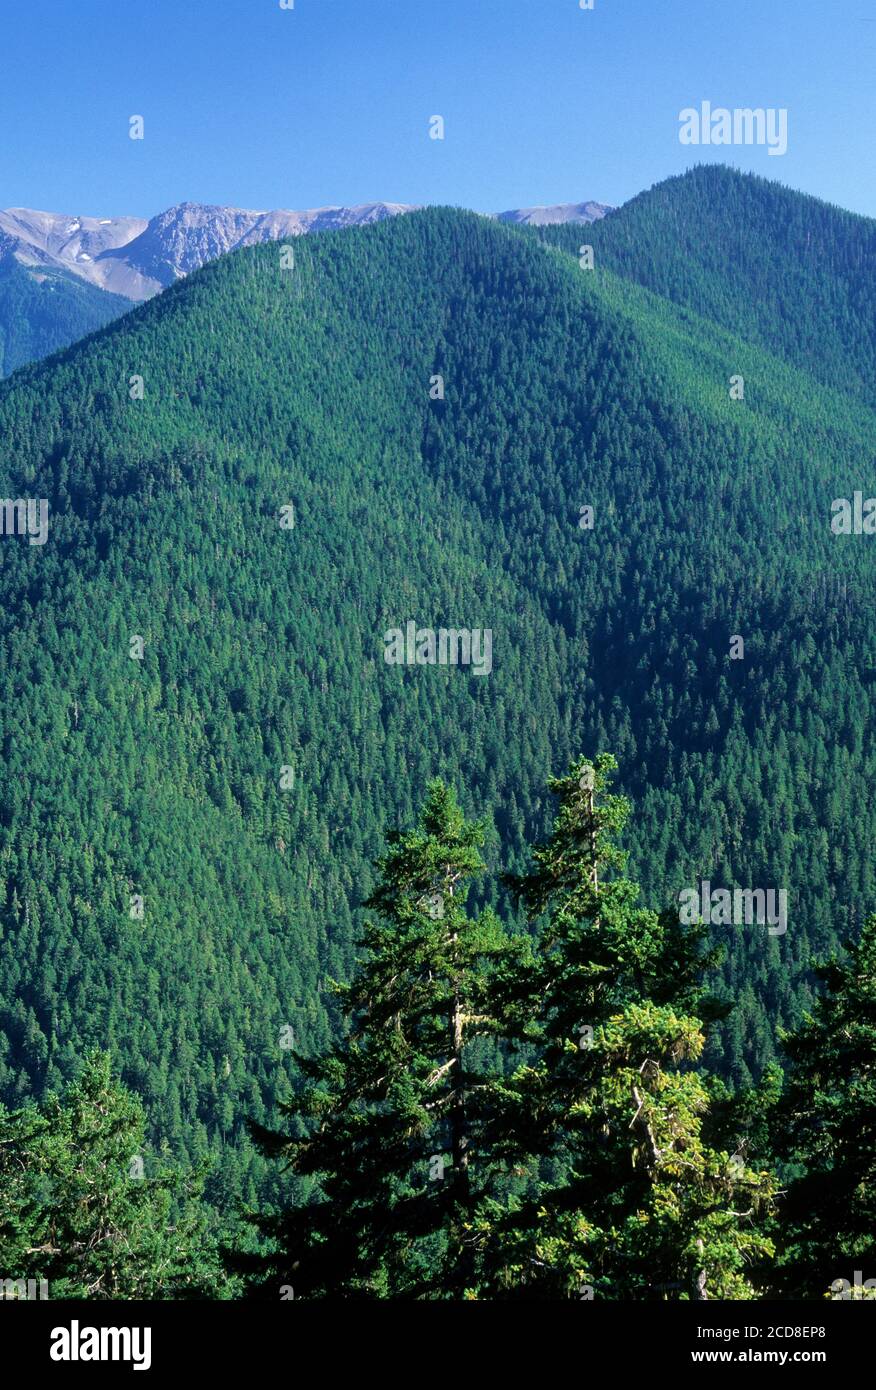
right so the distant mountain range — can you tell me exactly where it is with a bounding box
[0,198,611,303]
[494,200,611,227]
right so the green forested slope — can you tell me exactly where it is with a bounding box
[538,164,876,407]
[0,175,873,1208]
[0,257,133,377]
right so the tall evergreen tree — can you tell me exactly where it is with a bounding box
[481,755,776,1299]
[775,917,876,1299]
[249,781,513,1298]
[0,1050,230,1299]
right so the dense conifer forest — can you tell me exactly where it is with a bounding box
[0,257,131,378]
[1,166,874,1297]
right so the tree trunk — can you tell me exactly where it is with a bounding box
[450,982,469,1203]
[694,1239,708,1300]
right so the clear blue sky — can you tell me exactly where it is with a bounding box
[2,0,874,219]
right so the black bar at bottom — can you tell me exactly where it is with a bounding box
[4,1298,872,1376]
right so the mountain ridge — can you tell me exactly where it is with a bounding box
[0,197,611,303]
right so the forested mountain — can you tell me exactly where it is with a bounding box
[0,256,132,377]
[0,197,608,376]
[0,167,873,1213]
[538,165,876,407]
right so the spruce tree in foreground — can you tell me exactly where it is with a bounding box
[249,781,514,1298]
[0,1050,229,1299]
[482,754,777,1299]
[775,917,876,1299]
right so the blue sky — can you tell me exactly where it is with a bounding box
[2,0,874,218]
